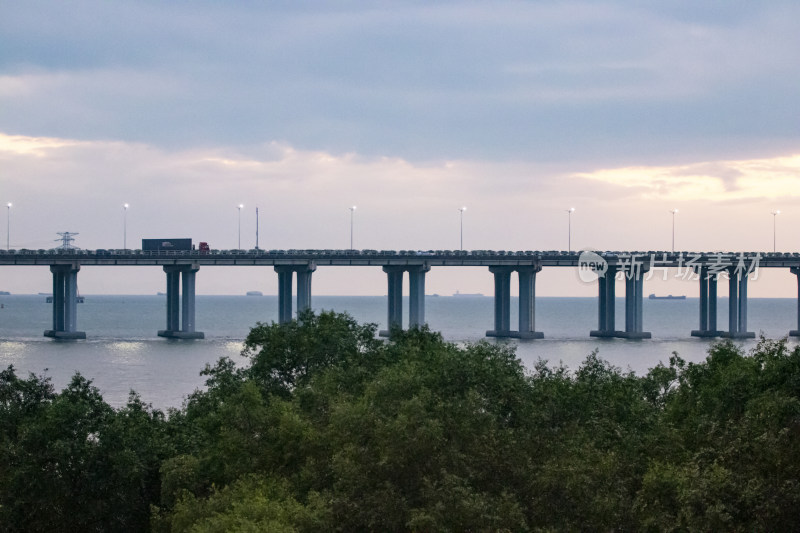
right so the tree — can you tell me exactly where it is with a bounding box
[0,368,172,532]
[242,310,384,398]
[9,312,800,530]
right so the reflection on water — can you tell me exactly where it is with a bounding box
[0,341,34,367]
[108,341,147,363]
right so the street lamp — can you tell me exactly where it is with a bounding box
[772,210,781,252]
[566,208,575,252]
[237,204,244,249]
[459,207,467,251]
[5,203,11,251]
[123,203,129,249]
[670,209,678,252]
[349,206,357,249]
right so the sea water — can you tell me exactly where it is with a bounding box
[0,294,796,409]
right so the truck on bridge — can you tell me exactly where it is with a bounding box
[142,239,209,253]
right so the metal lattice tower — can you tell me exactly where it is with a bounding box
[55,232,80,250]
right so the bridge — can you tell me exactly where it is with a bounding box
[1,248,798,340]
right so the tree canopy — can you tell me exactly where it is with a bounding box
[2,311,800,531]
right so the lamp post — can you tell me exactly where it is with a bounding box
[349,206,356,249]
[566,208,575,252]
[772,210,780,252]
[459,207,467,251]
[237,204,244,250]
[5,203,11,251]
[670,209,678,252]
[123,203,129,249]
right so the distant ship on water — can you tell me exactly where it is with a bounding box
[453,290,485,297]
[246,291,263,296]
[648,294,686,300]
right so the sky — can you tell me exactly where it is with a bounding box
[1,0,799,297]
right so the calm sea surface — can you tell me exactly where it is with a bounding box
[1,294,796,409]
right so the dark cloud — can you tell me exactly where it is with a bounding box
[1,0,798,166]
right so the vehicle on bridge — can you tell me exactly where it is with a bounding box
[142,238,193,252]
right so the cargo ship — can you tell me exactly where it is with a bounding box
[453,291,485,297]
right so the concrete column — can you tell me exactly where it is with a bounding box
[165,268,180,331]
[159,265,204,339]
[52,268,65,332]
[624,274,635,333]
[408,264,430,328]
[591,266,617,337]
[620,267,650,339]
[721,268,754,339]
[692,267,721,337]
[381,266,405,336]
[295,263,316,317]
[790,267,800,336]
[44,264,85,339]
[65,269,78,332]
[728,269,739,335]
[606,266,617,332]
[709,275,718,333]
[275,266,294,324]
[516,266,544,338]
[486,266,513,337]
[597,274,607,331]
[635,272,645,333]
[738,272,748,334]
[181,267,198,333]
[699,267,709,331]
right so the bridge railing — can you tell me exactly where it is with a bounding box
[2,248,800,262]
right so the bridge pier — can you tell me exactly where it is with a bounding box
[790,267,800,337]
[275,263,317,324]
[276,266,293,324]
[408,264,430,328]
[44,264,86,339]
[619,265,651,339]
[591,266,619,337]
[486,266,512,336]
[158,265,204,339]
[382,266,404,334]
[721,267,755,339]
[691,266,722,337]
[486,266,544,339]
[380,264,429,336]
[297,267,314,315]
[517,266,544,338]
[590,265,650,339]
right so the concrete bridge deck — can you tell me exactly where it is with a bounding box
[0,248,797,268]
[0,249,795,341]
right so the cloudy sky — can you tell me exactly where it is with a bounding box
[1,1,799,297]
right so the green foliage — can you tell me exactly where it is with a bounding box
[158,475,329,533]
[316,330,534,531]
[0,368,173,532]
[5,314,800,531]
[637,337,800,530]
[241,310,384,397]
